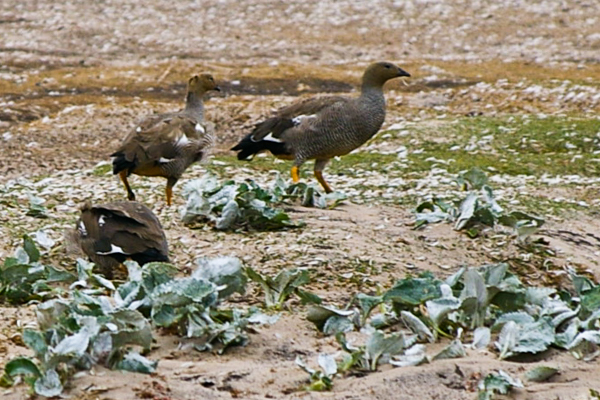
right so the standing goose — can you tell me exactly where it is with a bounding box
[231,62,410,193]
[71,200,169,277]
[111,74,220,205]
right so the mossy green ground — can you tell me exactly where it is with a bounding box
[208,114,599,216]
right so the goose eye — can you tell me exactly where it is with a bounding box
[384,64,391,69]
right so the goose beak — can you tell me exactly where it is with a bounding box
[397,68,411,77]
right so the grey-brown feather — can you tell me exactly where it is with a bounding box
[71,201,169,277]
[244,62,408,166]
[112,74,217,186]
[231,62,410,192]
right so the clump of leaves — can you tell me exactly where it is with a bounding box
[478,370,523,400]
[180,173,346,231]
[246,267,321,309]
[415,167,544,240]
[1,260,157,396]
[306,263,600,376]
[1,256,275,396]
[296,354,338,391]
[0,235,75,304]
[336,331,417,372]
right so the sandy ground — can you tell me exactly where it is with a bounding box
[1,1,600,399]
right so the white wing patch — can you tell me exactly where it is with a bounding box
[158,157,173,163]
[98,215,106,226]
[292,114,317,126]
[78,221,87,236]
[261,132,283,143]
[195,123,205,134]
[97,244,128,255]
[136,126,142,133]
[176,134,191,147]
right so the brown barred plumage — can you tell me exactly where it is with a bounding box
[231,62,410,193]
[111,74,219,205]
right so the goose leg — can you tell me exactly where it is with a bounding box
[118,170,136,200]
[314,159,332,193]
[165,177,178,206]
[291,165,300,183]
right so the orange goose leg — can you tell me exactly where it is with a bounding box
[291,166,300,183]
[118,170,136,201]
[165,177,178,206]
[314,159,333,193]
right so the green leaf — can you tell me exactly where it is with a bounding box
[499,211,545,241]
[454,192,478,230]
[524,366,559,382]
[581,285,600,316]
[1,357,42,384]
[459,268,488,328]
[400,311,435,343]
[495,318,555,359]
[566,330,600,360]
[151,304,177,327]
[355,293,384,324]
[114,352,157,374]
[458,167,488,190]
[432,339,466,360]
[317,353,338,376]
[491,312,535,332]
[22,329,48,358]
[472,327,491,349]
[151,277,217,308]
[34,369,63,397]
[390,344,429,367]
[22,235,40,263]
[307,305,355,333]
[478,370,523,400]
[365,331,413,371]
[181,175,304,231]
[140,262,177,292]
[425,286,461,331]
[414,199,456,228]
[323,315,355,336]
[193,256,247,299]
[383,275,442,307]
[246,267,311,309]
[52,317,100,356]
[109,309,153,350]
[296,288,323,305]
[215,199,239,230]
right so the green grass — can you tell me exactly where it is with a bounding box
[209,114,599,218]
[402,115,600,177]
[217,115,599,180]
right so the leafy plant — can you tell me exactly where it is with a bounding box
[305,262,600,377]
[246,267,319,309]
[296,354,338,391]
[336,331,415,372]
[0,235,75,304]
[180,173,346,231]
[1,256,275,396]
[478,370,523,400]
[415,167,544,240]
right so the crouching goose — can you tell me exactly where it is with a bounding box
[231,61,410,193]
[111,74,220,205]
[71,200,169,277]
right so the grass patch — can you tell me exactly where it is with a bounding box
[405,115,600,177]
